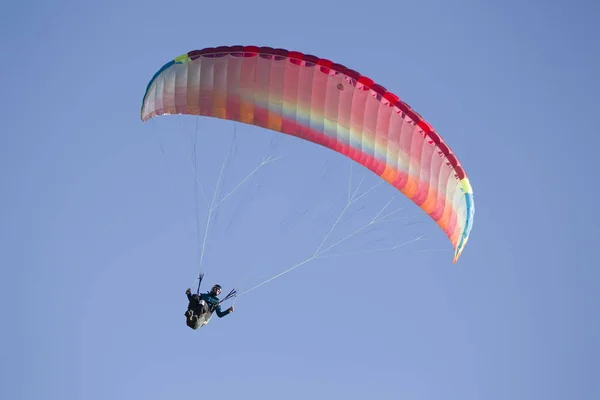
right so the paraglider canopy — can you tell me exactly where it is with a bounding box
[141,45,474,262]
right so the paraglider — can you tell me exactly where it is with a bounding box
[141,45,475,331]
[184,274,236,330]
[140,45,475,264]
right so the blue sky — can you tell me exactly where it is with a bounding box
[1,0,599,399]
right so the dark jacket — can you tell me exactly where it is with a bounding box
[198,292,232,318]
